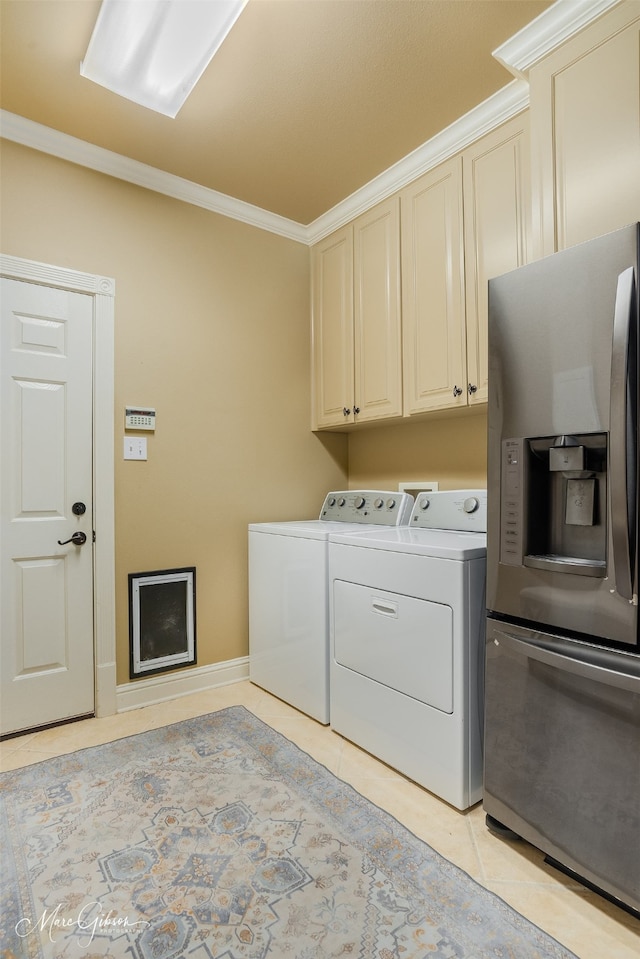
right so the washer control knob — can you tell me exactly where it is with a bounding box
[338,497,346,507]
[354,496,366,509]
[327,497,336,507]
[373,498,384,509]
[420,498,430,510]
[386,498,396,510]
[463,496,480,514]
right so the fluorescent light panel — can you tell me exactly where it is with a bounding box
[80,0,248,118]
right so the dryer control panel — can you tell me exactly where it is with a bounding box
[319,490,414,526]
[411,489,487,532]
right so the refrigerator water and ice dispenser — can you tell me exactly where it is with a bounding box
[500,432,608,577]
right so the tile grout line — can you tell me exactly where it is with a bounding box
[466,812,489,885]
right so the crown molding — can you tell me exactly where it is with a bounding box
[4,95,531,247]
[305,79,529,244]
[492,0,623,79]
[0,111,308,244]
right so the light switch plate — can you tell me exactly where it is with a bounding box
[124,436,147,460]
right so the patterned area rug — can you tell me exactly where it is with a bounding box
[1,705,577,959]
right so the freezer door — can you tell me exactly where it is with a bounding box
[483,617,640,912]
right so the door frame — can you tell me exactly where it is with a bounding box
[0,253,116,719]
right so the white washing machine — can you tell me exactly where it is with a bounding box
[329,489,487,809]
[248,490,414,724]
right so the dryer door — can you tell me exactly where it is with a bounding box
[333,581,453,713]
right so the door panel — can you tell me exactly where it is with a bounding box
[1,279,94,735]
[18,557,66,669]
[17,378,65,510]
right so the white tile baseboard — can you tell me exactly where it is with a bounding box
[116,656,250,712]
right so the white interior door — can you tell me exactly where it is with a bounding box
[1,278,95,735]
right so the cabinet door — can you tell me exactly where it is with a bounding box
[401,156,466,414]
[530,2,640,256]
[463,114,531,406]
[311,225,354,429]
[353,197,402,422]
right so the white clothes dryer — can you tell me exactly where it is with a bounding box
[248,491,414,724]
[329,490,487,809]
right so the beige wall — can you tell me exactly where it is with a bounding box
[0,140,348,685]
[0,139,487,692]
[347,410,487,491]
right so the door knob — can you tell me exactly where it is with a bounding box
[72,501,87,515]
[57,531,87,546]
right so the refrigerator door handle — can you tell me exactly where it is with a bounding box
[493,629,640,694]
[609,266,637,603]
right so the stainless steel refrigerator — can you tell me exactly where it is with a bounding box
[485,222,640,914]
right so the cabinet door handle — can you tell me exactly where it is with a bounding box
[468,383,477,395]
[453,385,463,397]
[343,407,351,416]
[353,406,360,415]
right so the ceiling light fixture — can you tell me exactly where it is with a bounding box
[80,0,248,118]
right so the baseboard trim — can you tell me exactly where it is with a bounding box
[95,661,117,718]
[116,656,250,712]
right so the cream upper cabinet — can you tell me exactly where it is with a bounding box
[401,114,530,415]
[463,113,531,405]
[529,1,640,257]
[401,156,467,414]
[353,198,402,423]
[311,225,354,429]
[312,197,401,429]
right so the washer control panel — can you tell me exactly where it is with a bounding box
[319,490,414,525]
[411,489,487,532]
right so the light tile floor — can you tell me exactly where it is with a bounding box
[2,680,639,959]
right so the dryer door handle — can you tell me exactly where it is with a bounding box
[371,598,398,618]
